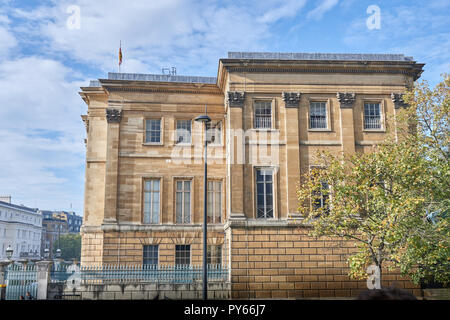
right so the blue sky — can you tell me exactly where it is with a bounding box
[0,0,448,216]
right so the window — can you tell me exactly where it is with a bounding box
[145,119,161,143]
[254,101,272,129]
[310,167,330,214]
[207,180,222,223]
[176,120,191,144]
[364,102,381,129]
[255,169,274,218]
[143,245,158,265]
[143,179,160,224]
[175,245,191,265]
[309,102,327,129]
[207,245,222,265]
[176,180,191,223]
[206,121,222,144]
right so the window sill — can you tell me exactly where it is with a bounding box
[251,128,279,132]
[363,129,386,133]
[308,128,332,132]
[174,143,193,147]
[142,142,164,146]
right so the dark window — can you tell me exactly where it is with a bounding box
[143,245,158,265]
[256,169,274,218]
[175,245,191,265]
[309,102,327,129]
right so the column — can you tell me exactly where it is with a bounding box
[103,108,122,224]
[226,91,246,221]
[337,92,356,154]
[282,92,302,220]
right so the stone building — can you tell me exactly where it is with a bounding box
[79,52,424,298]
[39,210,82,258]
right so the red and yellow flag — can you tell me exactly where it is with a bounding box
[119,41,123,66]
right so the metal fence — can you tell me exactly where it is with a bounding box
[50,264,228,285]
[5,264,38,300]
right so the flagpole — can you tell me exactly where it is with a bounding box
[119,40,121,73]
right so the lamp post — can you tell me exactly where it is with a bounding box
[195,106,211,300]
[6,245,13,261]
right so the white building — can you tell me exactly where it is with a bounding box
[0,197,43,260]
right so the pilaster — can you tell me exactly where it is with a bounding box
[104,108,122,223]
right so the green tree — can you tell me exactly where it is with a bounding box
[56,233,81,262]
[297,75,449,286]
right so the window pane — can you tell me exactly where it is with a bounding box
[176,192,182,223]
[184,192,190,223]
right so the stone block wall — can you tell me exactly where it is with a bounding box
[227,224,420,299]
[62,282,230,300]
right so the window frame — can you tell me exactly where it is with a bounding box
[143,118,163,145]
[362,100,385,132]
[207,179,223,224]
[253,100,274,130]
[175,119,193,145]
[307,98,332,132]
[309,166,331,214]
[207,245,222,265]
[205,120,223,146]
[143,244,159,265]
[175,244,191,266]
[142,178,162,225]
[254,167,276,219]
[174,178,193,224]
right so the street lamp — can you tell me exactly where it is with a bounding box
[195,106,211,301]
[5,245,13,261]
[44,248,50,260]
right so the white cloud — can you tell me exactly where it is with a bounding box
[258,0,307,23]
[307,0,339,20]
[0,56,86,213]
[4,0,308,76]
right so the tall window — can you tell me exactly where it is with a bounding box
[207,245,222,265]
[176,120,191,144]
[311,167,330,214]
[364,103,381,129]
[254,101,272,129]
[145,119,161,143]
[175,245,191,265]
[176,180,191,223]
[207,180,222,223]
[309,102,327,129]
[143,245,158,265]
[256,169,274,218]
[143,179,160,224]
[206,121,222,144]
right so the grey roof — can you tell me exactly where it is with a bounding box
[227,52,415,62]
[0,200,38,213]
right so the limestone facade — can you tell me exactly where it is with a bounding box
[79,52,424,298]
